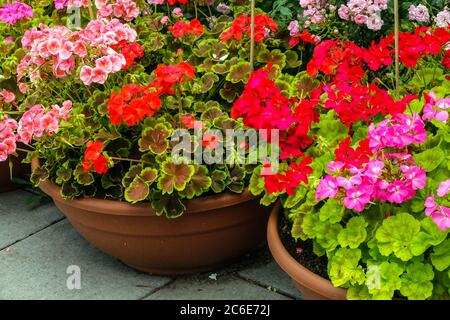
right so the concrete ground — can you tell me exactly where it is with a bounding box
[0,189,302,300]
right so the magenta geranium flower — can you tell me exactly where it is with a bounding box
[0,1,33,25]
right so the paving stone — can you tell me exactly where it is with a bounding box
[0,220,172,300]
[145,274,292,300]
[0,190,63,249]
[238,260,303,299]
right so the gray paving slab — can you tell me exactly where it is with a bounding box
[0,190,63,249]
[0,220,172,300]
[238,260,303,299]
[145,274,292,300]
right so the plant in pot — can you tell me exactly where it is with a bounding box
[0,0,57,192]
[0,0,299,274]
[232,3,450,299]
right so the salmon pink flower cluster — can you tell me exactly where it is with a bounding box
[17,101,73,144]
[95,0,140,21]
[0,1,33,25]
[0,116,18,162]
[425,180,450,231]
[422,91,449,124]
[220,14,278,43]
[54,0,89,9]
[18,19,139,85]
[82,141,109,174]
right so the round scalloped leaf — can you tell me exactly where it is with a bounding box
[193,39,212,57]
[192,73,220,94]
[226,61,251,83]
[400,261,434,300]
[375,212,421,261]
[219,81,242,102]
[212,58,239,74]
[74,165,94,186]
[151,192,186,218]
[431,239,450,271]
[257,49,286,69]
[157,160,195,194]
[367,261,404,300]
[139,123,172,154]
[122,164,143,188]
[328,248,365,288]
[285,50,302,68]
[125,176,149,204]
[211,170,227,193]
[338,216,368,249]
[201,107,223,123]
[141,167,158,185]
[55,164,72,185]
[60,183,79,199]
[411,217,447,256]
[292,72,320,98]
[413,147,445,172]
[181,165,212,199]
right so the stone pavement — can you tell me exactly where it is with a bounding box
[0,189,302,300]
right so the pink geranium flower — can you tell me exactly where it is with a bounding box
[437,180,450,197]
[316,175,339,200]
[344,186,371,212]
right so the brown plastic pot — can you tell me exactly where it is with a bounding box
[0,148,30,193]
[267,203,347,300]
[31,159,272,275]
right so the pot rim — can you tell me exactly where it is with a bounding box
[31,158,258,216]
[267,202,347,300]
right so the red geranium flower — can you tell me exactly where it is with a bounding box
[82,141,109,174]
[220,14,278,43]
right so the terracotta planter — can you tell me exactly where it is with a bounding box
[31,159,271,275]
[267,203,347,300]
[0,149,30,193]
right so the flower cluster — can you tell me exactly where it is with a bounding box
[110,41,144,70]
[96,0,140,21]
[220,14,278,43]
[338,0,388,31]
[425,180,450,231]
[151,61,195,94]
[0,1,33,25]
[367,113,427,153]
[231,65,318,160]
[82,141,109,174]
[435,7,450,27]
[333,138,373,170]
[262,157,313,195]
[168,19,204,38]
[422,91,449,124]
[323,81,416,126]
[408,4,430,23]
[18,19,139,84]
[298,0,328,25]
[17,101,72,144]
[0,116,18,161]
[108,84,161,126]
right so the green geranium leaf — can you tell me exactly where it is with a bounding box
[219,81,242,102]
[367,261,404,300]
[375,212,421,261]
[122,165,143,188]
[74,165,94,186]
[338,216,368,249]
[315,221,342,251]
[284,185,307,208]
[141,167,158,185]
[139,123,172,154]
[257,49,286,69]
[55,163,72,185]
[400,261,434,300]
[226,61,251,83]
[347,285,371,300]
[125,176,149,204]
[157,160,195,194]
[60,183,79,199]
[201,107,223,123]
[30,166,49,186]
[291,72,320,98]
[319,198,345,224]
[431,239,450,271]
[211,170,227,193]
[328,248,365,288]
[413,147,445,172]
[181,165,212,199]
[411,217,447,256]
[151,192,186,218]
[285,50,302,68]
[226,166,245,193]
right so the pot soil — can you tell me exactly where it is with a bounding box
[31,159,271,275]
[0,148,30,193]
[267,203,347,300]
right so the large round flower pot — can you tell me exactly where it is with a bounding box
[0,149,30,193]
[267,203,347,300]
[31,159,271,275]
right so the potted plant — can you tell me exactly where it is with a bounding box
[232,1,450,299]
[0,0,302,274]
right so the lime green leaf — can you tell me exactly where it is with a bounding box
[431,239,450,271]
[400,261,434,300]
[375,212,421,261]
[367,261,404,300]
[338,216,368,249]
[181,165,212,199]
[328,248,365,288]
[319,198,345,224]
[248,167,264,196]
[411,217,447,256]
[347,285,371,300]
[413,147,445,172]
[226,61,251,83]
